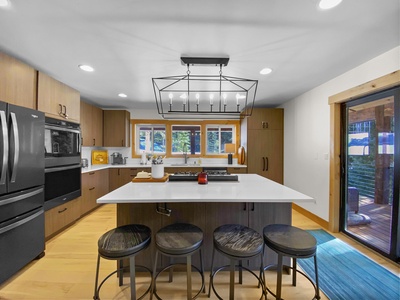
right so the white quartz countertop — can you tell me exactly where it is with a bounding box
[82,163,247,174]
[97,174,314,204]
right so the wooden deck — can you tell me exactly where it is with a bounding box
[346,196,392,253]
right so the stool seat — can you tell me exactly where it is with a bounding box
[94,224,152,300]
[214,224,263,258]
[263,224,316,257]
[156,223,203,255]
[98,224,151,258]
[262,224,320,300]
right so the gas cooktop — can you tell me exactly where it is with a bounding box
[168,170,238,182]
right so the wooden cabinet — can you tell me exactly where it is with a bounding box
[0,51,37,109]
[242,108,283,184]
[246,108,283,130]
[44,198,80,239]
[227,167,247,174]
[103,110,130,147]
[109,167,149,191]
[80,101,103,146]
[37,72,80,123]
[81,169,109,216]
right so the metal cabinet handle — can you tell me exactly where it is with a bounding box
[121,139,124,146]
[265,157,269,171]
[262,157,265,171]
[58,104,63,116]
[93,138,95,146]
[89,172,95,175]
[58,208,67,213]
[89,187,95,191]
[251,202,255,211]
[63,105,69,119]
[0,110,9,185]
[10,112,19,183]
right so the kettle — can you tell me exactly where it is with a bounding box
[111,152,124,165]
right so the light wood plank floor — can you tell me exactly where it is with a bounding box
[0,204,398,299]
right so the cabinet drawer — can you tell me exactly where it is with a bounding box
[45,198,80,238]
[227,167,247,174]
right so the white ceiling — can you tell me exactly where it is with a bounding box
[0,0,398,111]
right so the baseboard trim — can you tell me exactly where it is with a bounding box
[292,203,329,229]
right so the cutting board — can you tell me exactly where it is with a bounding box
[92,150,108,165]
[132,173,169,182]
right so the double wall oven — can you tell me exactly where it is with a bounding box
[44,117,81,211]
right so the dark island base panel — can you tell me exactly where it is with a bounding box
[116,202,292,271]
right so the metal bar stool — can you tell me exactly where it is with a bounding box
[208,224,266,300]
[263,224,320,300]
[93,224,152,300]
[150,223,205,300]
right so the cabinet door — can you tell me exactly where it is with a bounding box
[44,198,80,239]
[247,129,283,183]
[37,72,80,123]
[247,108,283,130]
[81,172,96,215]
[92,105,103,146]
[80,101,93,146]
[103,110,130,147]
[95,169,109,198]
[0,52,37,109]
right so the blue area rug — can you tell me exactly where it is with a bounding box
[297,229,399,300]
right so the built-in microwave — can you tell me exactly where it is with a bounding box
[44,117,81,168]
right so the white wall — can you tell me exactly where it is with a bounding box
[281,46,400,221]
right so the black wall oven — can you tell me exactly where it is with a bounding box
[44,117,81,211]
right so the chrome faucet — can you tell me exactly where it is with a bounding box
[183,143,189,164]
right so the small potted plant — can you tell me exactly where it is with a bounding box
[150,155,164,178]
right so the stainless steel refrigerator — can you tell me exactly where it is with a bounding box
[0,101,45,285]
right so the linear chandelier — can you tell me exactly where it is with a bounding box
[152,57,258,119]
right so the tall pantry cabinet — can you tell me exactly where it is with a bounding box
[241,108,284,184]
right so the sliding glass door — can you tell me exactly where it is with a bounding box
[341,87,399,261]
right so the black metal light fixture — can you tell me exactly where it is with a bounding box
[152,57,258,119]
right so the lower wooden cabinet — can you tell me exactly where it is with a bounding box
[44,198,80,239]
[227,167,247,174]
[109,168,150,191]
[81,169,109,216]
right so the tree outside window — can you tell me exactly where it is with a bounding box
[206,125,234,154]
[171,125,201,154]
[136,125,166,154]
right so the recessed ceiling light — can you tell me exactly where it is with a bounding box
[118,93,127,98]
[318,0,342,10]
[78,64,94,72]
[0,0,10,7]
[260,68,273,75]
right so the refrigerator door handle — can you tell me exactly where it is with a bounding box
[0,110,9,185]
[10,112,19,183]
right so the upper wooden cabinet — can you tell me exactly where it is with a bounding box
[246,108,283,130]
[0,51,37,109]
[103,110,131,147]
[241,108,284,184]
[37,72,80,123]
[80,101,103,147]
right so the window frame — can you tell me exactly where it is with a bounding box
[135,123,167,155]
[131,119,240,158]
[205,124,236,155]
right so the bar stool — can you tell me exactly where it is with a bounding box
[263,224,320,300]
[150,223,205,300]
[208,224,266,300]
[94,224,152,300]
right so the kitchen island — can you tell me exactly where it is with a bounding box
[97,174,314,270]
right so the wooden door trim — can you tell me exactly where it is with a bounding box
[328,70,400,232]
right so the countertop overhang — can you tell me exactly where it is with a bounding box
[97,174,314,204]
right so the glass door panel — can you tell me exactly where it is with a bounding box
[342,87,399,261]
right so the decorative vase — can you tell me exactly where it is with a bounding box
[151,164,164,178]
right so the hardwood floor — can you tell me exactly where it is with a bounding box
[0,204,398,300]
